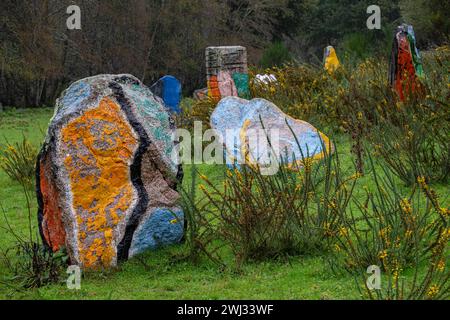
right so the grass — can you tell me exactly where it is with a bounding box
[0,107,447,300]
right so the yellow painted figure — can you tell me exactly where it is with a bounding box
[324,46,340,74]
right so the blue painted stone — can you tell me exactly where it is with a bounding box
[151,75,182,114]
[129,208,184,256]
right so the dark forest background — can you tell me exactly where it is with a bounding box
[1,0,449,108]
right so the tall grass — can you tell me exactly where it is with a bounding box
[0,136,37,188]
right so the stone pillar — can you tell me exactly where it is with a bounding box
[205,46,250,101]
[389,24,424,101]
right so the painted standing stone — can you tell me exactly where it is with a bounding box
[323,46,340,74]
[36,74,184,269]
[210,97,332,167]
[389,24,424,101]
[206,46,250,101]
[150,75,182,114]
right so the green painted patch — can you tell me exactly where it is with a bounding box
[232,73,250,99]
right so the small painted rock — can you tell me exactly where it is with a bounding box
[150,75,182,114]
[36,74,184,269]
[323,46,340,74]
[254,74,277,86]
[210,97,332,167]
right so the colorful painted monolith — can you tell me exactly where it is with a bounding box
[389,24,424,101]
[206,46,250,101]
[210,97,332,168]
[36,74,184,269]
[150,75,182,113]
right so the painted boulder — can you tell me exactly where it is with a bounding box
[210,97,332,168]
[36,74,184,269]
[150,75,182,114]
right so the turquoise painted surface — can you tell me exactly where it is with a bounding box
[406,26,424,78]
[125,84,174,159]
[232,73,250,99]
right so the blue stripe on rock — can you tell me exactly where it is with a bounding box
[129,208,184,257]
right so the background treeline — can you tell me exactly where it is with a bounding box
[0,0,448,107]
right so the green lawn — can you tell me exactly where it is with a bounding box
[0,108,447,300]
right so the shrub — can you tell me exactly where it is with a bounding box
[178,164,224,266]
[188,97,218,130]
[371,109,449,185]
[0,187,68,290]
[330,156,442,272]
[259,42,292,69]
[199,142,356,267]
[339,33,374,62]
[0,234,68,289]
[328,155,449,299]
[174,98,197,130]
[0,136,38,188]
[249,63,335,125]
[320,49,449,181]
[361,176,449,300]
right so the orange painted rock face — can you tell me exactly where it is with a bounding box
[60,97,138,268]
[395,34,417,101]
[38,153,66,252]
[207,75,221,101]
[37,74,184,269]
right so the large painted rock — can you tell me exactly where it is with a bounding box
[206,46,250,101]
[389,24,424,101]
[210,97,332,167]
[150,75,182,114]
[323,46,340,74]
[36,74,184,269]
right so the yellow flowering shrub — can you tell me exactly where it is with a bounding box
[0,137,38,188]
